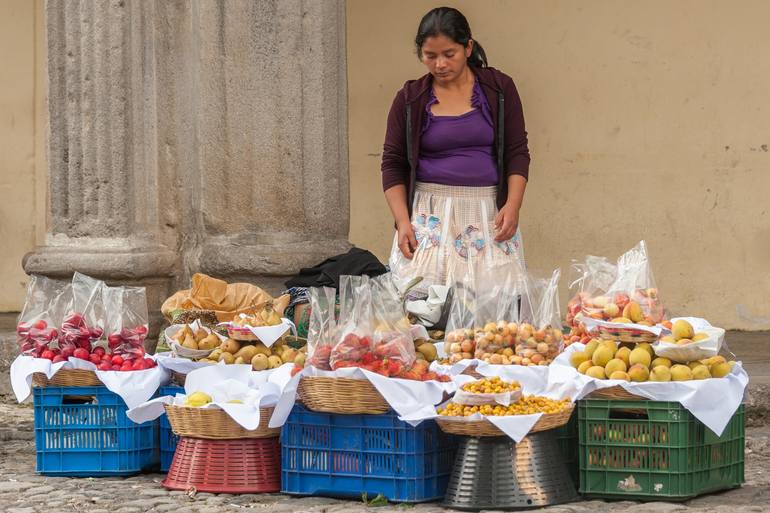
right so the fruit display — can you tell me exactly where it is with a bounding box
[660,319,709,346]
[59,312,103,353]
[33,343,157,371]
[192,337,306,370]
[107,325,149,360]
[443,322,562,366]
[569,338,735,382]
[17,319,59,358]
[170,324,221,351]
[231,301,283,328]
[413,337,438,362]
[461,376,521,394]
[438,395,571,417]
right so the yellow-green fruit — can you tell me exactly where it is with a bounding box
[659,335,677,344]
[651,357,672,368]
[417,343,438,361]
[605,358,627,376]
[702,356,726,367]
[209,349,222,361]
[235,345,258,362]
[219,352,235,364]
[637,343,655,359]
[711,362,731,378]
[615,347,631,367]
[584,339,600,357]
[672,319,695,341]
[649,365,672,382]
[182,336,198,350]
[600,339,618,354]
[611,317,633,324]
[688,361,703,370]
[603,303,620,317]
[691,365,711,380]
[592,346,615,368]
[622,301,644,323]
[577,360,594,374]
[609,371,630,381]
[251,353,268,371]
[586,366,606,379]
[198,334,220,350]
[267,355,283,369]
[571,351,590,368]
[628,364,650,382]
[629,347,652,368]
[234,356,245,365]
[226,399,243,404]
[281,348,298,364]
[184,391,212,407]
[670,364,693,381]
[254,343,271,356]
[294,352,306,367]
[692,332,709,342]
[220,338,241,355]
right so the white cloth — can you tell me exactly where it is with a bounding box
[10,354,169,409]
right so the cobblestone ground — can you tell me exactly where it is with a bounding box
[1,403,768,513]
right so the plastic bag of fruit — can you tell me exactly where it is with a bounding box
[16,275,68,357]
[565,254,617,327]
[329,275,373,370]
[472,267,522,361]
[306,286,337,370]
[570,241,665,329]
[514,269,564,365]
[368,273,416,370]
[104,285,149,360]
[58,273,106,354]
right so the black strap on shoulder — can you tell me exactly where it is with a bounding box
[406,103,414,171]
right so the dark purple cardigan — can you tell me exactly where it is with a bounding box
[381,66,530,215]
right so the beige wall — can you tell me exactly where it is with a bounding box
[0,0,46,311]
[347,0,770,329]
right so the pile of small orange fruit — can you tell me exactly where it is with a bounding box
[460,376,520,394]
[438,395,571,417]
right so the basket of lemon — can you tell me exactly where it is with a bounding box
[163,392,279,439]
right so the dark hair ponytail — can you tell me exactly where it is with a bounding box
[415,7,488,68]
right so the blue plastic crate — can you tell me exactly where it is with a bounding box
[158,385,184,472]
[281,404,458,503]
[34,386,158,476]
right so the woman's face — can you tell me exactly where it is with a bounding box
[420,34,472,83]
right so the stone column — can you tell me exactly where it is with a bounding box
[25,0,350,328]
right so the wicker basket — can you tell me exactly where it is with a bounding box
[587,385,647,401]
[163,404,279,439]
[297,376,389,414]
[226,326,259,342]
[436,404,575,438]
[32,369,102,388]
[598,326,658,344]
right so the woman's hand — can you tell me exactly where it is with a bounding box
[494,203,519,241]
[397,220,418,259]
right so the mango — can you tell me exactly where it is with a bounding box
[670,364,693,381]
[623,301,644,323]
[609,371,630,381]
[586,366,607,379]
[649,365,671,382]
[672,319,695,341]
[615,346,631,367]
[571,351,590,368]
[629,347,651,368]
[628,364,650,382]
[691,365,711,380]
[592,346,615,368]
[604,358,627,376]
[577,360,594,374]
[711,362,731,378]
[692,332,709,342]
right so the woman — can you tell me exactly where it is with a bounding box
[383,7,530,296]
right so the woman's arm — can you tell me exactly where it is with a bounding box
[494,174,526,241]
[385,184,417,259]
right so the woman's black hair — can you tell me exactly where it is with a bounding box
[415,7,487,68]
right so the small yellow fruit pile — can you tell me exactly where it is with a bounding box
[460,376,520,394]
[438,395,571,417]
[660,319,710,346]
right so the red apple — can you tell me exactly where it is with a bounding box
[52,355,67,363]
[89,354,102,365]
[40,350,55,361]
[111,355,124,366]
[97,362,112,371]
[32,319,48,330]
[73,348,90,360]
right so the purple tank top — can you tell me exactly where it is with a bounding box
[417,79,497,186]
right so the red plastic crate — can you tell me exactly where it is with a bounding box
[162,437,281,494]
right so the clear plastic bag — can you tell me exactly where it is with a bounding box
[16,275,67,357]
[567,241,665,328]
[59,272,106,354]
[472,267,520,362]
[105,285,149,360]
[369,273,416,371]
[514,269,564,365]
[307,286,337,370]
[329,275,373,370]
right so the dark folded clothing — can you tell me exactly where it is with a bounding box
[284,247,387,289]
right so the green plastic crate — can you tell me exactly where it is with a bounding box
[554,409,579,487]
[578,399,744,501]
